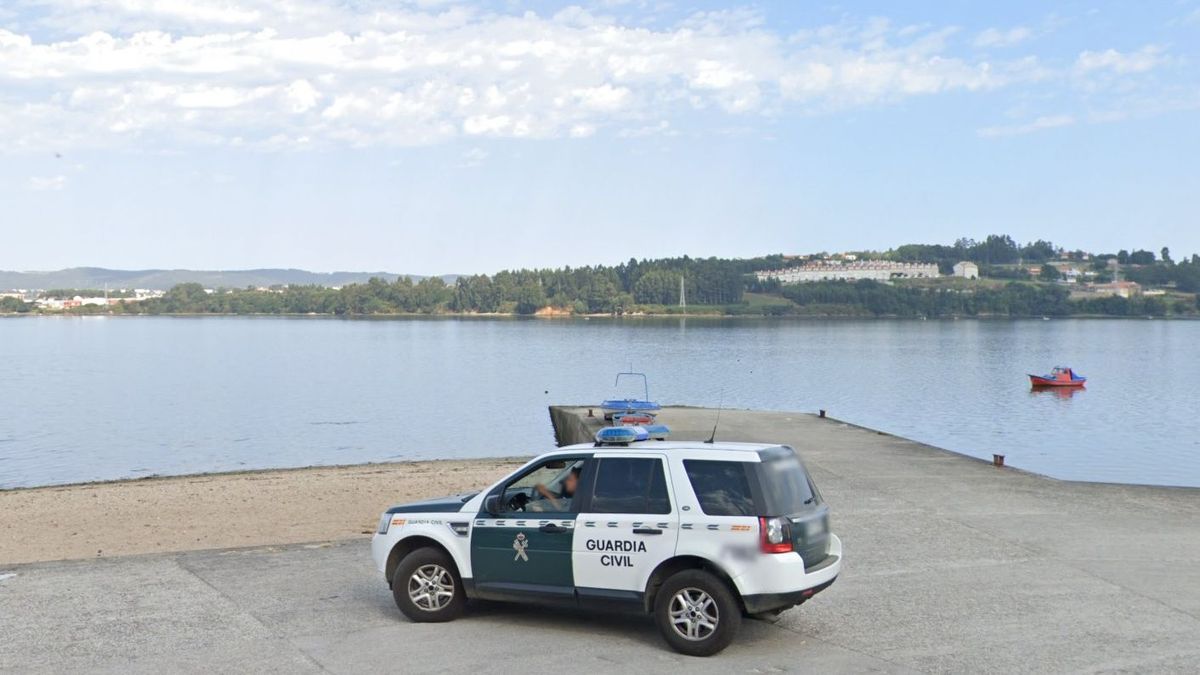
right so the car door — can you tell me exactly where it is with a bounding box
[470,455,591,603]
[573,454,679,607]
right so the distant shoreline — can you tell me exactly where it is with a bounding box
[3,311,1198,321]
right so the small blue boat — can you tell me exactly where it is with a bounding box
[600,371,662,420]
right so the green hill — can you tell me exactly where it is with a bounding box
[0,267,458,291]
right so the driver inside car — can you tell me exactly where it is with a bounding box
[530,466,580,512]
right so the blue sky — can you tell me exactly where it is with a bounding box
[1,1,1197,274]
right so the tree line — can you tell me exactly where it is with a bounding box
[1121,256,1200,292]
[4,234,1197,317]
[449,258,747,314]
[100,256,750,316]
[884,235,1060,273]
[776,280,1178,317]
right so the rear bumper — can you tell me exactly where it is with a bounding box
[730,532,842,611]
[742,573,838,614]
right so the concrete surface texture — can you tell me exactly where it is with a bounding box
[3,406,1199,673]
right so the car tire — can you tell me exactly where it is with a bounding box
[654,569,742,656]
[391,547,466,623]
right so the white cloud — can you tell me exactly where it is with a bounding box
[617,120,673,138]
[25,174,68,190]
[978,114,1075,138]
[1076,45,1165,74]
[572,84,632,112]
[0,2,1177,151]
[568,123,596,138]
[456,146,487,168]
[974,26,1032,48]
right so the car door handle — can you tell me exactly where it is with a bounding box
[539,524,567,534]
[633,528,662,535]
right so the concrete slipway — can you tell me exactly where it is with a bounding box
[3,407,1200,673]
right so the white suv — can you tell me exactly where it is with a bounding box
[371,440,842,656]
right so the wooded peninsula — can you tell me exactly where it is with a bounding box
[4,235,1198,318]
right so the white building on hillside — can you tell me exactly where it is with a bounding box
[952,261,979,279]
[756,260,939,284]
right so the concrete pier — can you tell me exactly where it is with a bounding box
[551,406,1200,672]
[2,407,1198,673]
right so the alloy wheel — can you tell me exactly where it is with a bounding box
[668,587,720,641]
[407,564,455,611]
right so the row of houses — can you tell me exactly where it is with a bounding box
[1,289,167,310]
[1074,281,1146,299]
[756,260,941,284]
[755,259,1153,299]
[34,296,133,310]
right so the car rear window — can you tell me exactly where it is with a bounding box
[682,460,756,516]
[755,448,817,515]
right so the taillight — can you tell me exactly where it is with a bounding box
[759,516,794,554]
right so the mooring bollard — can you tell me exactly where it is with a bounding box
[993,454,1005,467]
[819,409,826,418]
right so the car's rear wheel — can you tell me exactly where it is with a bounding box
[654,569,741,656]
[392,547,465,622]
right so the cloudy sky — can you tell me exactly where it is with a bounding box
[1,1,1197,274]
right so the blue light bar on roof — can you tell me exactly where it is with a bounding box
[595,426,639,444]
[643,424,670,440]
[595,424,671,445]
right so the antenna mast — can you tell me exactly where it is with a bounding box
[704,390,724,444]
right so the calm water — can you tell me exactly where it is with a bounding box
[1,316,1197,489]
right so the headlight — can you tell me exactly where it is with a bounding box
[377,513,391,535]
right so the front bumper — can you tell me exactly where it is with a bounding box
[371,532,393,577]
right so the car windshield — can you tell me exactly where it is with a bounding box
[755,449,817,515]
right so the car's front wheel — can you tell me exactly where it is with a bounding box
[654,569,742,656]
[392,547,465,622]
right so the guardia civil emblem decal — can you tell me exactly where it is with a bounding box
[512,532,529,561]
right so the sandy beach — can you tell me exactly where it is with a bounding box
[0,459,525,565]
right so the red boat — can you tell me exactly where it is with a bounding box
[1029,366,1086,388]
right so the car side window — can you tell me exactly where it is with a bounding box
[498,457,586,514]
[589,458,671,515]
[683,460,756,516]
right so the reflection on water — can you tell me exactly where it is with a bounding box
[1030,386,1085,401]
[1,317,1198,488]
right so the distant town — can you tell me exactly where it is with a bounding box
[2,235,1197,318]
[754,253,1151,300]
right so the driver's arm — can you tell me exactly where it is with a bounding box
[534,483,562,510]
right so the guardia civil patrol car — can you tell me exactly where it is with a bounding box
[371,436,842,656]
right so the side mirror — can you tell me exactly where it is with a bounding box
[484,494,501,515]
